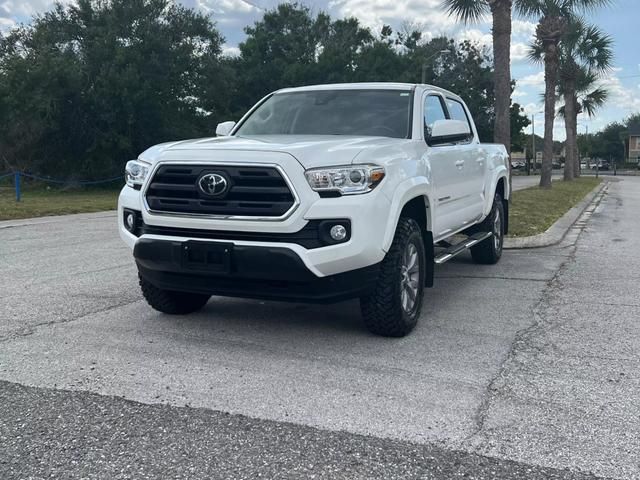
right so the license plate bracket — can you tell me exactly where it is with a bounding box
[181,241,232,273]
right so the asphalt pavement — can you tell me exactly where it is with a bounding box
[1,177,639,479]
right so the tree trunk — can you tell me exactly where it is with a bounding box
[537,16,566,189]
[490,0,512,157]
[572,104,580,178]
[563,83,575,181]
[540,43,558,188]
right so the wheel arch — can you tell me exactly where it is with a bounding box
[484,172,510,235]
[383,179,435,288]
[382,178,433,252]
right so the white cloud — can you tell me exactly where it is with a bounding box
[522,102,543,115]
[511,20,536,39]
[328,0,464,36]
[222,44,240,56]
[511,42,530,62]
[0,0,71,17]
[596,72,640,113]
[0,16,15,33]
[512,89,528,99]
[518,71,545,87]
[458,28,492,47]
[195,0,258,15]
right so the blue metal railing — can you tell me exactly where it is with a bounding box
[0,171,123,202]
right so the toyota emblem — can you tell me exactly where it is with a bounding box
[198,173,229,197]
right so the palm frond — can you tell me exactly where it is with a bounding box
[580,87,608,116]
[567,0,613,13]
[514,0,545,18]
[527,40,544,64]
[557,104,567,119]
[576,24,614,72]
[440,0,490,23]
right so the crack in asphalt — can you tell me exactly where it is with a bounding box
[464,253,577,446]
[437,274,551,282]
[462,192,596,448]
[0,297,141,343]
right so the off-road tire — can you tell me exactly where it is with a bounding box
[470,193,504,265]
[360,217,426,337]
[139,274,210,314]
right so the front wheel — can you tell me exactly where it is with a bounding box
[470,193,504,265]
[139,274,210,315]
[360,217,426,337]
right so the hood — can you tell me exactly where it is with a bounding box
[139,135,407,169]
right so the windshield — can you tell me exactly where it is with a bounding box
[235,89,413,139]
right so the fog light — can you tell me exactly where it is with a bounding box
[125,212,136,231]
[330,224,347,242]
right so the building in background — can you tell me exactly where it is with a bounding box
[627,124,640,165]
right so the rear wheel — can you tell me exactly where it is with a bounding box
[470,193,504,265]
[139,274,210,315]
[360,217,425,337]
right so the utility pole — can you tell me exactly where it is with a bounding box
[585,124,588,171]
[531,114,536,176]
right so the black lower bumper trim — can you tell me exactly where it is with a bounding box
[134,238,380,303]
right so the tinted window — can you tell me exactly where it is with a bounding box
[424,95,447,140]
[446,98,471,128]
[236,90,412,139]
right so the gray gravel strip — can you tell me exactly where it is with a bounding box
[0,380,604,480]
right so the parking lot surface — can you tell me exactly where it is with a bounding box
[1,177,638,479]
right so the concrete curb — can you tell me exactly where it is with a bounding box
[0,210,117,230]
[504,181,608,250]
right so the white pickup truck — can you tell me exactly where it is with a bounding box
[119,83,509,337]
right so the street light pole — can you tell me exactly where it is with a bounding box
[531,114,536,176]
[421,49,453,84]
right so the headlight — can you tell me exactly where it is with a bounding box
[125,160,150,189]
[305,165,385,195]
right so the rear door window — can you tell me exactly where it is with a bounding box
[446,98,472,131]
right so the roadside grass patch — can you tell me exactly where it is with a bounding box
[508,177,602,238]
[0,188,119,221]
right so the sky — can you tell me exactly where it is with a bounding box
[1,0,639,140]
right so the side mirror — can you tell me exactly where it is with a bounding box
[428,119,472,145]
[216,121,236,137]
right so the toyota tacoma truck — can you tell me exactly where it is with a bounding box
[118,83,509,337]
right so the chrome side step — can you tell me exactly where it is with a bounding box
[434,232,492,265]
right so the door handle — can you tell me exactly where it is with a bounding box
[455,160,465,168]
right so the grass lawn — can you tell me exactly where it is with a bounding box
[508,177,602,238]
[0,188,119,221]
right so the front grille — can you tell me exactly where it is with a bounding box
[145,164,296,217]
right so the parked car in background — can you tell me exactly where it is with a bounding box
[511,160,525,170]
[591,160,610,171]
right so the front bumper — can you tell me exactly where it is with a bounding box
[134,237,380,303]
[119,180,391,278]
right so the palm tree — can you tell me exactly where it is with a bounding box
[561,69,609,177]
[442,0,513,158]
[534,20,612,180]
[518,0,612,188]
[561,23,612,178]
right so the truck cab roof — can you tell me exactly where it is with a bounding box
[275,82,463,102]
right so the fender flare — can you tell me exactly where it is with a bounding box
[382,176,433,252]
[483,168,510,217]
